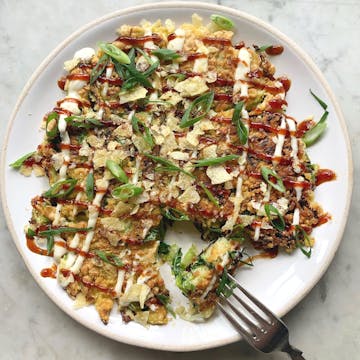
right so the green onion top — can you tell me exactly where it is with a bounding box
[106,160,129,183]
[9,151,36,169]
[151,48,180,61]
[232,102,248,145]
[264,203,285,231]
[98,42,130,64]
[179,91,214,128]
[112,183,143,201]
[193,155,239,167]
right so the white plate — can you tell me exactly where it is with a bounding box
[0,1,353,352]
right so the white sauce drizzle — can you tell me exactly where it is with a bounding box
[273,116,287,163]
[233,48,251,97]
[286,118,301,173]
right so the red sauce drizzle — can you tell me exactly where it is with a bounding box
[115,34,162,45]
[97,75,123,86]
[315,169,336,186]
[277,76,291,92]
[316,213,331,227]
[214,93,233,102]
[60,143,81,151]
[26,236,48,256]
[187,53,207,61]
[214,78,235,87]
[265,45,284,56]
[58,77,66,90]
[234,41,245,50]
[60,269,116,297]
[67,73,90,82]
[268,98,288,112]
[202,37,232,47]
[41,263,57,278]
[296,119,314,137]
[168,33,177,41]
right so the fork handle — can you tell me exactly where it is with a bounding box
[283,344,306,360]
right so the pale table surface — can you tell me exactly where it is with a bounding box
[0,1,359,359]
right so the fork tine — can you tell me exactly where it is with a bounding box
[224,284,270,324]
[219,293,259,334]
[217,301,254,342]
[228,273,278,322]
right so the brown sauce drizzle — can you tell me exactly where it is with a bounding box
[97,75,123,86]
[265,45,284,56]
[41,263,57,278]
[187,53,207,61]
[315,169,336,186]
[60,269,116,297]
[202,37,232,46]
[115,34,162,46]
[67,73,90,82]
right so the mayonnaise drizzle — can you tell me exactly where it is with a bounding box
[286,118,300,173]
[233,47,251,97]
[273,116,287,164]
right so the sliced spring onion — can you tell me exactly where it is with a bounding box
[256,45,272,52]
[46,235,54,255]
[65,116,103,129]
[27,228,36,237]
[303,89,329,146]
[112,183,143,200]
[193,154,239,167]
[90,53,109,84]
[85,172,94,201]
[161,207,190,221]
[145,221,167,242]
[295,225,312,258]
[210,14,234,30]
[166,73,186,81]
[264,203,285,231]
[43,179,77,198]
[45,112,59,140]
[143,153,194,178]
[98,42,130,64]
[106,160,128,183]
[199,182,219,207]
[309,89,328,110]
[151,48,181,61]
[156,294,176,318]
[179,91,214,128]
[9,151,36,169]
[232,102,248,145]
[95,250,123,266]
[261,166,286,193]
[302,111,328,147]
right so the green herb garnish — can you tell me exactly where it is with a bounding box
[38,226,93,237]
[216,269,235,297]
[90,53,109,84]
[228,224,248,243]
[112,183,143,200]
[193,154,239,167]
[261,166,286,193]
[43,179,77,199]
[151,48,181,61]
[264,203,285,231]
[161,207,190,221]
[295,225,312,258]
[106,160,128,183]
[210,14,234,30]
[179,91,214,128]
[9,151,36,169]
[232,102,248,145]
[309,89,328,110]
[172,248,183,277]
[85,172,94,201]
[95,250,123,266]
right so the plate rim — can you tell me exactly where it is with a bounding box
[0,1,354,352]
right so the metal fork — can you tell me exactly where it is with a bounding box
[217,273,306,359]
